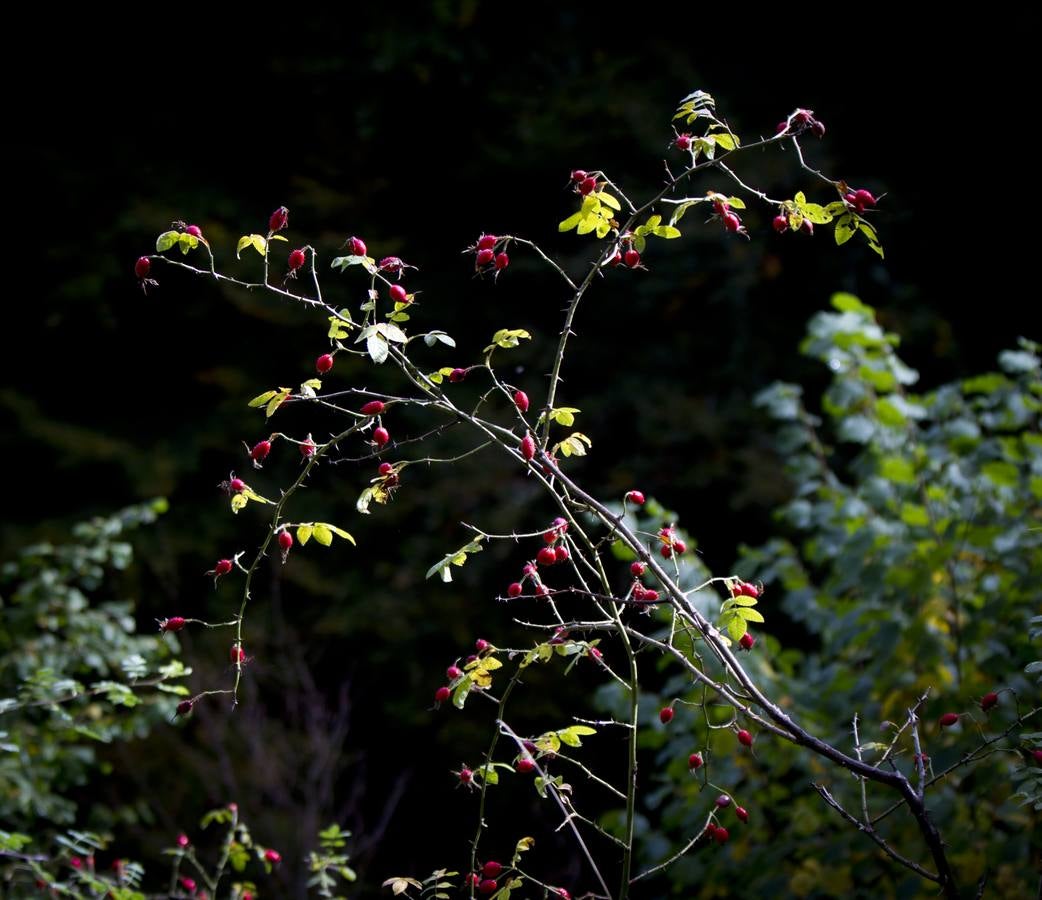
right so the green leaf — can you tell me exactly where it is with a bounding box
[879,456,916,484]
[981,461,1019,487]
[237,234,266,258]
[313,524,333,547]
[156,231,179,252]
[325,524,356,545]
[595,191,621,211]
[831,293,873,315]
[652,225,682,239]
[248,390,278,408]
[835,215,856,244]
[736,607,765,623]
[900,503,930,527]
[713,132,739,151]
[558,211,583,233]
[726,614,746,641]
[297,525,314,546]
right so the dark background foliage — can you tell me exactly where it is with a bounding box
[2,9,1034,896]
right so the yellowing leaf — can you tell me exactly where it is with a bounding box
[230,493,248,513]
[156,231,179,252]
[297,525,314,545]
[326,524,356,545]
[248,390,278,408]
[313,524,333,546]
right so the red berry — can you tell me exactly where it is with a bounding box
[278,530,294,551]
[361,400,385,416]
[642,589,660,602]
[626,490,645,504]
[476,248,495,266]
[300,437,317,457]
[316,353,334,374]
[251,440,272,462]
[736,806,749,822]
[288,248,306,270]
[537,547,557,567]
[435,686,451,703]
[478,880,497,895]
[675,133,692,150]
[739,632,755,651]
[230,644,245,664]
[1033,750,1042,764]
[447,665,463,680]
[482,861,503,879]
[793,110,812,125]
[186,224,203,238]
[522,563,537,577]
[372,427,390,447]
[460,767,474,784]
[610,252,622,266]
[513,390,530,413]
[269,207,288,233]
[176,699,193,717]
[715,794,731,808]
[776,121,788,134]
[180,877,197,892]
[722,212,741,232]
[449,367,467,383]
[348,236,367,256]
[801,219,814,236]
[517,755,536,773]
[570,169,587,182]
[177,833,190,848]
[214,559,233,577]
[579,176,597,196]
[659,707,674,725]
[660,545,672,559]
[477,234,497,250]
[475,639,490,652]
[844,192,862,210]
[555,891,571,899]
[630,561,646,576]
[554,545,570,563]
[159,616,186,632]
[379,256,405,273]
[980,692,999,712]
[689,752,703,769]
[854,188,877,207]
[542,529,558,545]
[551,516,567,531]
[939,712,960,728]
[495,252,509,270]
[713,826,730,844]
[772,214,788,234]
[739,582,760,598]
[389,284,408,304]
[264,849,281,865]
[521,433,536,461]
[229,477,246,493]
[508,582,523,598]
[811,120,826,137]
[712,200,730,216]
[135,256,151,279]
[673,539,687,555]
[737,729,753,747]
[590,647,602,659]
[623,249,641,268]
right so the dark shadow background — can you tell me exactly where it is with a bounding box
[2,9,1034,897]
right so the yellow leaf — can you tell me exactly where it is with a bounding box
[313,524,333,546]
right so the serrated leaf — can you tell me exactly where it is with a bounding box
[156,231,179,252]
[377,322,407,343]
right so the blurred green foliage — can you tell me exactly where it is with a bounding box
[635,296,1041,897]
